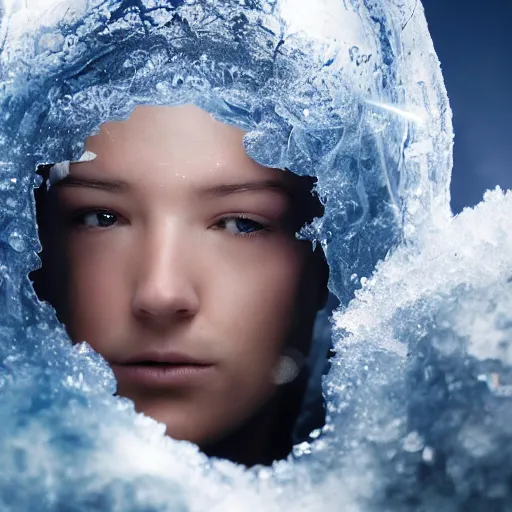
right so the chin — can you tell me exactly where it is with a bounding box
[138,404,217,446]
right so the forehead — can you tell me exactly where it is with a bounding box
[47,104,322,229]
[82,104,272,185]
[65,105,313,203]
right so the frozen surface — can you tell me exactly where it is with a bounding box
[0,0,510,510]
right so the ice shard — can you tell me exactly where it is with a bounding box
[0,0,510,511]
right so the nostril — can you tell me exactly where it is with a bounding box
[134,304,197,323]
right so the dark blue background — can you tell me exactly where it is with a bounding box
[422,0,512,213]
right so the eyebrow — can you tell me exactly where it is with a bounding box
[56,175,129,192]
[55,175,293,199]
[199,179,293,200]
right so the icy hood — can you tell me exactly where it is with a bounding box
[1,0,452,302]
[0,1,510,511]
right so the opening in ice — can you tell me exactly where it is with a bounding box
[31,103,336,467]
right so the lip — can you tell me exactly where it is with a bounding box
[111,362,215,387]
[109,350,215,387]
[117,350,211,366]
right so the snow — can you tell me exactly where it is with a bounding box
[0,0,509,510]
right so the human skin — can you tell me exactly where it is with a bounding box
[44,105,327,463]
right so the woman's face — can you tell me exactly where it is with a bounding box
[49,105,325,447]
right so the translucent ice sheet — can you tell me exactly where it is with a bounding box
[0,1,509,511]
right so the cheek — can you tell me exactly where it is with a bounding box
[186,239,308,437]
[65,238,130,346]
[203,238,306,367]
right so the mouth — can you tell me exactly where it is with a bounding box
[129,361,205,366]
[110,354,215,387]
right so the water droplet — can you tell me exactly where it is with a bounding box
[292,442,312,457]
[8,231,25,252]
[422,446,435,464]
[402,431,424,453]
[309,428,322,439]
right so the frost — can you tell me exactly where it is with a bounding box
[48,161,70,187]
[48,150,96,187]
[0,0,510,511]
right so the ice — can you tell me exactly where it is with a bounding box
[325,187,512,508]
[0,0,509,511]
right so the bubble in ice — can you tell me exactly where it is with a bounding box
[0,0,510,511]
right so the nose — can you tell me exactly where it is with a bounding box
[131,224,200,325]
